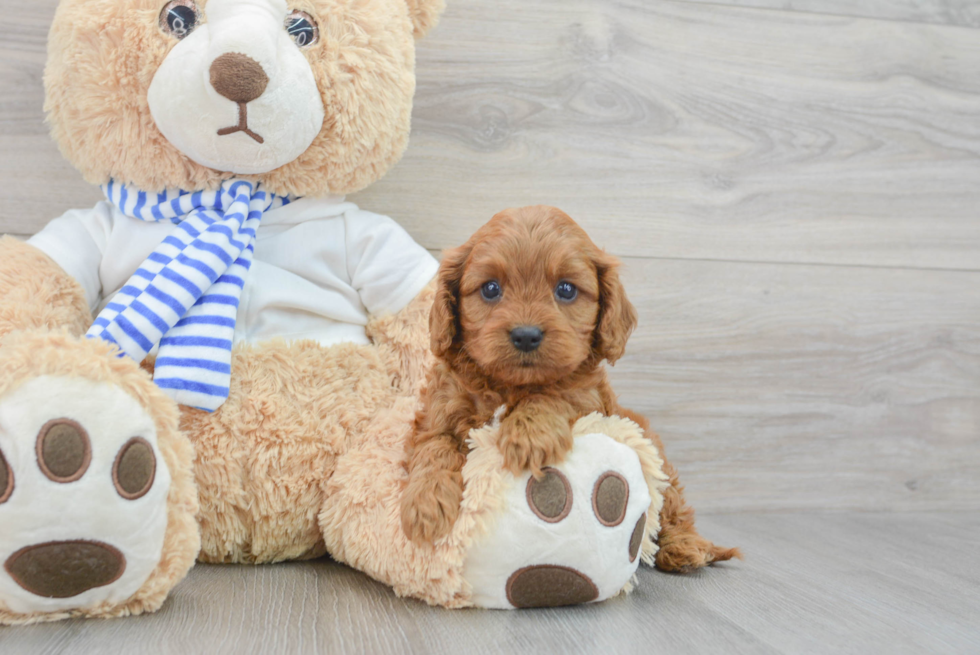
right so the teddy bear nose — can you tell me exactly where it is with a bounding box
[209,53,270,104]
[510,326,543,353]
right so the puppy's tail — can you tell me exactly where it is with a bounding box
[654,470,742,573]
[655,534,742,573]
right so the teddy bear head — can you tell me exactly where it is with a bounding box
[44,0,444,197]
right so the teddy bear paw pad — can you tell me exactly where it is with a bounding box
[0,376,171,614]
[463,432,651,609]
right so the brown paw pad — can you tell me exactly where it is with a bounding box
[113,437,157,500]
[4,540,126,598]
[526,467,572,522]
[592,471,629,527]
[505,565,599,608]
[36,419,91,483]
[0,447,12,504]
[629,513,647,562]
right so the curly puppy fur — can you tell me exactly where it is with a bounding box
[401,206,739,571]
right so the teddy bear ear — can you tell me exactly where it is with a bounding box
[405,0,446,39]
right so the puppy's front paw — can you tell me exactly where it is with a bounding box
[400,472,463,545]
[498,411,574,476]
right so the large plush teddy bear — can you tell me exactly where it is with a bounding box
[0,0,732,624]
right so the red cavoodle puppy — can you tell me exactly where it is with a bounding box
[401,205,739,571]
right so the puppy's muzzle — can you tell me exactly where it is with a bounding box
[510,326,543,353]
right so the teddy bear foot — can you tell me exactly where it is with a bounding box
[320,408,666,610]
[0,375,171,617]
[0,331,198,623]
[461,413,665,609]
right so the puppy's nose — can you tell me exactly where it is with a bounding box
[510,326,543,352]
[209,53,269,104]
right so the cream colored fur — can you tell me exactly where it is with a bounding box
[2,0,450,620]
[180,284,435,564]
[0,0,679,620]
[0,236,91,339]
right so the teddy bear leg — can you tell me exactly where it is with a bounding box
[181,337,411,565]
[322,411,667,609]
[0,331,199,624]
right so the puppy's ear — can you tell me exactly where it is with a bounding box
[430,244,470,359]
[593,251,638,364]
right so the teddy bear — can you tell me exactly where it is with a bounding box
[0,0,733,624]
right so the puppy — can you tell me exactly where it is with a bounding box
[401,206,738,571]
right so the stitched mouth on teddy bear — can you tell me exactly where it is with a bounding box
[217,103,264,144]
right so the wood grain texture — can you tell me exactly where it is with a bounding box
[351,0,980,270]
[0,512,977,654]
[0,0,105,228]
[676,0,980,29]
[3,1,980,270]
[610,255,980,512]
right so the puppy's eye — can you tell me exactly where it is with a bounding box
[555,281,578,302]
[159,0,200,40]
[480,280,502,301]
[285,10,319,48]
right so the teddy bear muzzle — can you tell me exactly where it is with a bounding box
[147,0,325,174]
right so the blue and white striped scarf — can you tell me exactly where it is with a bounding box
[88,180,292,411]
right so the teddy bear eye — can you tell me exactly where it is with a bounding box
[285,10,319,48]
[555,281,578,302]
[481,280,502,302]
[159,0,200,40]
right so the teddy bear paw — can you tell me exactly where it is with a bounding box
[462,429,652,609]
[0,375,172,615]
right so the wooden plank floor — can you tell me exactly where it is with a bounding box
[360,0,980,270]
[1,512,977,654]
[1,0,978,651]
[676,0,980,29]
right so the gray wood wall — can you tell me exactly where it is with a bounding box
[1,0,978,515]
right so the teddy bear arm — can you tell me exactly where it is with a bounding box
[364,278,436,395]
[0,236,91,339]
